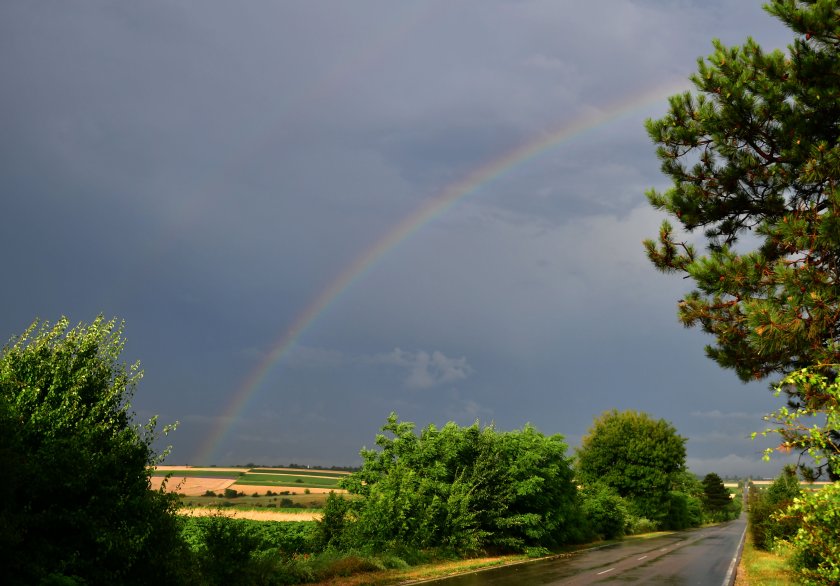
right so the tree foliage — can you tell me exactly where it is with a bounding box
[756,365,840,479]
[702,473,731,512]
[578,482,628,540]
[643,0,840,385]
[786,480,840,585]
[0,317,188,585]
[340,413,582,553]
[575,410,687,524]
[701,472,737,522]
[748,466,802,551]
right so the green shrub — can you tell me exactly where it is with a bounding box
[0,317,193,585]
[664,491,691,530]
[316,492,351,549]
[786,482,840,585]
[343,414,581,553]
[749,467,802,551]
[625,516,658,535]
[579,482,627,539]
[181,516,319,585]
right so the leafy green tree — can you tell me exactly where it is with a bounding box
[575,410,687,525]
[0,317,190,585]
[642,1,840,391]
[671,471,706,527]
[702,473,733,520]
[341,413,581,553]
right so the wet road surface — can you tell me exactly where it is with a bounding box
[420,516,746,585]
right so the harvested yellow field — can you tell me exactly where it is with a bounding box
[179,507,320,522]
[150,476,237,496]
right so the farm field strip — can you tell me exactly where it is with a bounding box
[249,468,351,477]
[235,474,341,487]
[228,484,344,494]
[150,469,244,478]
[154,466,246,472]
[178,507,320,522]
[150,476,237,496]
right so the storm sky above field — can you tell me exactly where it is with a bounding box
[1,1,802,476]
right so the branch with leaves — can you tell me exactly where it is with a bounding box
[753,365,840,480]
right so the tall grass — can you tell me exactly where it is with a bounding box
[738,532,797,586]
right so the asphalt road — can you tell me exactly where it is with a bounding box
[421,516,747,585]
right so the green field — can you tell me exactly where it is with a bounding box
[234,473,342,488]
[179,492,330,509]
[249,468,350,478]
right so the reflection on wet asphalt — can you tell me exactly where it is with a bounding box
[420,516,746,585]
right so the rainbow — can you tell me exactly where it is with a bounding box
[195,78,690,464]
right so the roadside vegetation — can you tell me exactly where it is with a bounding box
[738,532,799,586]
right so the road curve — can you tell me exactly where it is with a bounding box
[419,516,747,585]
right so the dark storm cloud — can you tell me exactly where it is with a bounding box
[0,0,798,476]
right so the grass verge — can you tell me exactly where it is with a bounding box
[735,532,796,586]
[304,554,531,586]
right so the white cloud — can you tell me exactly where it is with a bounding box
[690,410,764,421]
[279,344,473,390]
[375,348,474,389]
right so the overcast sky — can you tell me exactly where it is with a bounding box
[1,1,802,477]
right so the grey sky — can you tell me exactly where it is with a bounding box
[1,1,800,476]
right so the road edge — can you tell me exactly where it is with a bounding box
[723,522,747,586]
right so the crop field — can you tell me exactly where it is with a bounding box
[179,491,332,510]
[249,467,351,477]
[233,473,342,488]
[749,480,831,492]
[151,466,349,499]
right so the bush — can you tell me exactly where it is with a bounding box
[625,516,658,535]
[0,317,192,585]
[786,482,840,585]
[579,482,628,540]
[343,414,581,553]
[749,467,802,551]
[315,492,351,549]
[664,491,691,530]
[181,516,319,585]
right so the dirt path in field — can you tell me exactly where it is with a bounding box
[178,507,320,522]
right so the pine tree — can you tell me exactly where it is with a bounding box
[644,0,840,385]
[701,472,731,517]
